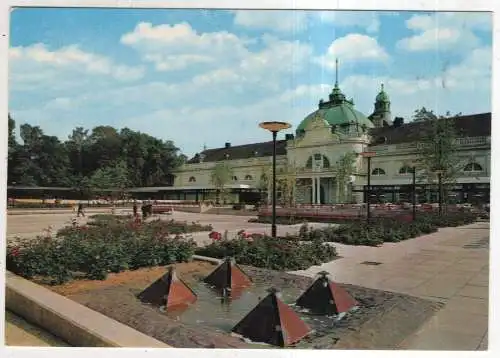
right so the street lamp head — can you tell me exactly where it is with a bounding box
[259,121,291,133]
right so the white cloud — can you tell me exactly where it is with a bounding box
[316,34,390,69]
[231,10,309,33]
[339,46,491,120]
[9,43,145,82]
[121,22,312,93]
[397,12,490,52]
[316,11,380,33]
[120,22,249,72]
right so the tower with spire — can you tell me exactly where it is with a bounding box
[319,58,354,109]
[369,83,392,127]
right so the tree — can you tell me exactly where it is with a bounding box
[210,162,233,205]
[8,114,19,184]
[334,152,357,203]
[277,162,298,207]
[89,160,131,198]
[7,119,186,193]
[257,164,272,205]
[414,108,464,206]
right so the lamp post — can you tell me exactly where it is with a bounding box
[412,166,417,221]
[434,169,444,216]
[361,151,376,223]
[259,121,292,238]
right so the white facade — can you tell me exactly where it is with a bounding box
[174,117,491,205]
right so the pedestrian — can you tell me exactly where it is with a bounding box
[133,201,138,217]
[77,202,85,217]
[141,203,147,220]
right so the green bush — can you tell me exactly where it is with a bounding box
[6,217,204,284]
[294,212,478,247]
[195,236,338,271]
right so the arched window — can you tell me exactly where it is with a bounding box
[232,175,238,181]
[464,162,483,172]
[371,168,386,176]
[244,174,253,180]
[188,176,196,182]
[399,166,414,175]
[323,156,330,168]
[306,154,330,170]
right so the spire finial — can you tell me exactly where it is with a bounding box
[381,83,384,91]
[335,58,339,87]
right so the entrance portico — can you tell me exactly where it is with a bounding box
[296,176,337,204]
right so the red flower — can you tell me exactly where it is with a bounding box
[209,231,221,241]
[10,247,20,257]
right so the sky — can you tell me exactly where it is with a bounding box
[8,8,492,157]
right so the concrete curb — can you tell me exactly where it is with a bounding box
[5,272,171,348]
[192,255,222,265]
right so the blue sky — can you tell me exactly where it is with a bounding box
[9,9,492,156]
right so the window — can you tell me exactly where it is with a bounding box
[244,174,253,180]
[232,176,238,181]
[371,168,386,176]
[188,176,196,183]
[305,157,313,168]
[464,162,483,172]
[399,166,414,175]
[323,156,330,169]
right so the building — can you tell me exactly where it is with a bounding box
[168,72,491,205]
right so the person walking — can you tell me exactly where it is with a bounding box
[77,202,85,217]
[133,201,138,217]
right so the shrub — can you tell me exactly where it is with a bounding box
[195,235,338,271]
[294,212,478,247]
[6,217,203,284]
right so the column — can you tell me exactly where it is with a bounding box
[311,177,316,204]
[316,178,321,204]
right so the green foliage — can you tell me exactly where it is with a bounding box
[293,212,478,246]
[195,235,338,271]
[7,114,184,189]
[277,162,298,208]
[413,108,464,188]
[89,160,131,197]
[5,217,213,284]
[333,152,357,203]
[210,162,233,204]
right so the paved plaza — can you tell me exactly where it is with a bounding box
[5,211,490,349]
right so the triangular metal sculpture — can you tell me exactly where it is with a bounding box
[138,266,197,311]
[232,288,312,347]
[295,271,358,315]
[203,257,252,298]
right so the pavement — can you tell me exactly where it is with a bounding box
[5,210,490,350]
[4,311,69,347]
[291,221,490,350]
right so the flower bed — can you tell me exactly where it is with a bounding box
[5,216,215,285]
[293,212,479,247]
[195,235,338,271]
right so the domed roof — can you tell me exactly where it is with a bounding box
[375,83,390,102]
[296,83,374,134]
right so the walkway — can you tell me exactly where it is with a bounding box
[4,311,69,347]
[291,222,490,350]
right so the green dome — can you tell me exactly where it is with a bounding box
[375,84,390,102]
[296,84,374,134]
[297,105,374,133]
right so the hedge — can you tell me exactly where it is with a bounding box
[6,217,212,285]
[195,235,338,271]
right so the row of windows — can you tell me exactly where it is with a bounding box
[188,174,254,183]
[371,162,484,176]
[187,162,484,182]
